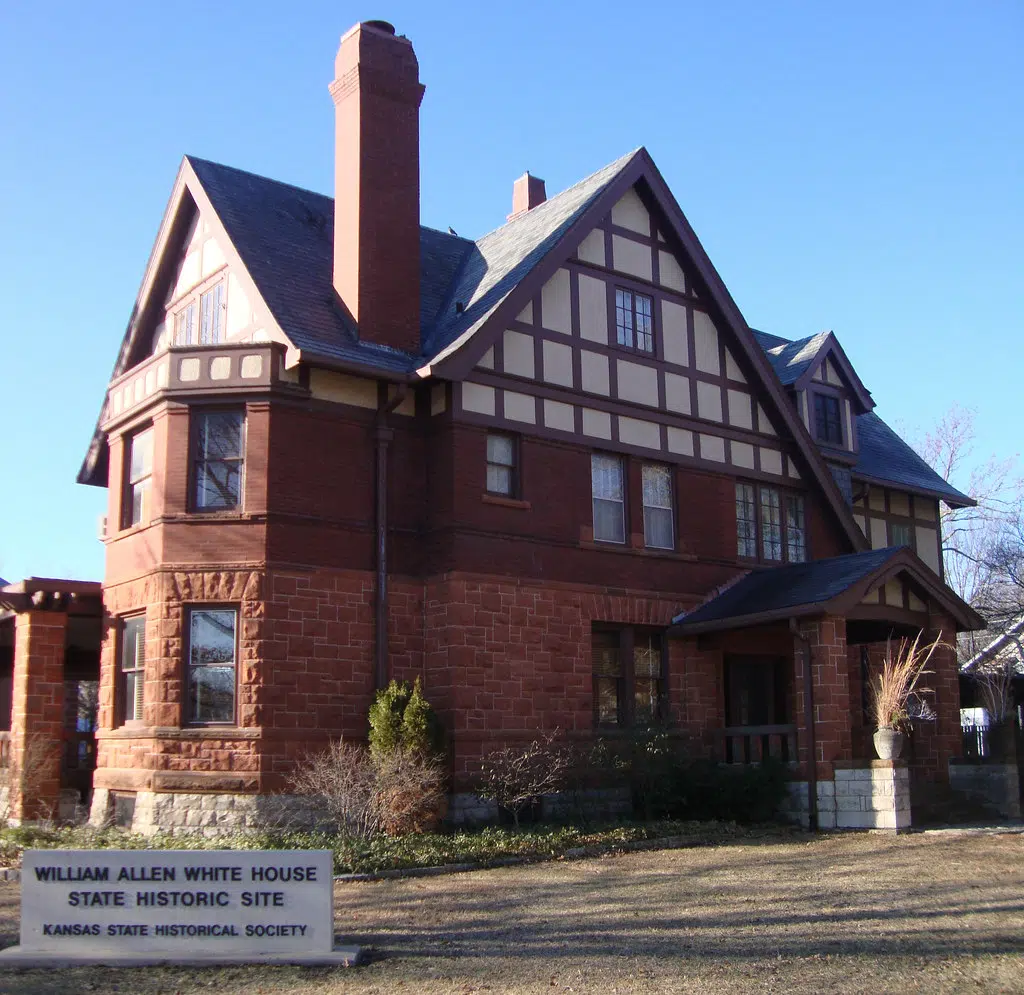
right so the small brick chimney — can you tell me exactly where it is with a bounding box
[508,172,547,220]
[330,20,425,354]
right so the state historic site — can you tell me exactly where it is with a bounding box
[0,5,1021,993]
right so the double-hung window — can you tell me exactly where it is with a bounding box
[592,454,625,543]
[615,289,654,353]
[736,482,806,563]
[642,464,674,549]
[119,615,146,724]
[593,628,665,727]
[187,608,237,724]
[813,393,843,446]
[124,427,153,528]
[192,409,245,511]
[486,434,517,496]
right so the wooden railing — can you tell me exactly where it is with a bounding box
[0,731,10,769]
[719,724,797,764]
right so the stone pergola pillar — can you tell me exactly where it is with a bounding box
[8,610,67,824]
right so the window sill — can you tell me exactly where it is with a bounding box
[481,493,532,510]
[578,540,697,562]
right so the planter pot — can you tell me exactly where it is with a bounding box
[873,727,904,760]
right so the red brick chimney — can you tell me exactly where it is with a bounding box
[330,20,425,354]
[508,172,547,220]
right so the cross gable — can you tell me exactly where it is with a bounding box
[426,149,868,554]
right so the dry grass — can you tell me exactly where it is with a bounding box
[1,830,1022,994]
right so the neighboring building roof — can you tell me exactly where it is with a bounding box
[961,614,1024,674]
[669,547,984,635]
[753,329,973,508]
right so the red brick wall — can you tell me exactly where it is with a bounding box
[9,611,66,821]
[796,615,853,778]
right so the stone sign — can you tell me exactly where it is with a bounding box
[0,849,360,967]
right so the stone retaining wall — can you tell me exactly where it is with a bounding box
[949,762,1021,820]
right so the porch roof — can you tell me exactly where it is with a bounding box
[669,547,984,636]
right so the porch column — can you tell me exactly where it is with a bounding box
[794,616,853,828]
[8,610,67,823]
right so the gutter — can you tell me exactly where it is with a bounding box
[790,618,818,832]
[373,384,410,690]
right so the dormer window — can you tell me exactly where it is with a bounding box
[813,393,843,446]
[174,281,225,346]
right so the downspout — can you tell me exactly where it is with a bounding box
[374,384,409,691]
[790,618,818,832]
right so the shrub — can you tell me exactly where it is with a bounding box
[368,678,444,759]
[374,747,447,835]
[478,731,573,828]
[289,739,379,838]
[666,757,790,824]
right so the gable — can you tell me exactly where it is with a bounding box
[454,182,815,495]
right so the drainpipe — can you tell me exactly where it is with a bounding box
[374,384,409,690]
[790,618,818,831]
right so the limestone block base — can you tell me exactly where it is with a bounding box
[833,762,911,831]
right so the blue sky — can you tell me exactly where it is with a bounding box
[0,1,1020,582]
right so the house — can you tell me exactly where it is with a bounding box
[3,20,984,832]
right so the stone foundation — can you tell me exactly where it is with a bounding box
[780,779,837,830]
[948,761,1021,820]
[89,788,323,836]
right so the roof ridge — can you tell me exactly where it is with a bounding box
[186,155,333,203]
[469,148,641,245]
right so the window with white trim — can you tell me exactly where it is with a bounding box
[642,464,674,550]
[486,434,517,496]
[124,427,153,528]
[119,615,146,724]
[592,454,625,543]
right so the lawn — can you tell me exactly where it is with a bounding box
[0,829,1022,994]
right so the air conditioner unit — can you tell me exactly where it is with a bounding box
[97,515,108,541]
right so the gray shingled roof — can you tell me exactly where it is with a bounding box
[421,150,639,365]
[189,151,636,370]
[753,329,972,507]
[753,329,831,385]
[670,547,900,630]
[854,412,973,506]
[188,157,474,372]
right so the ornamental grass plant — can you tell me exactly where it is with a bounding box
[868,632,943,731]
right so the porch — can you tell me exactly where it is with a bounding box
[669,547,984,829]
[0,578,103,824]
